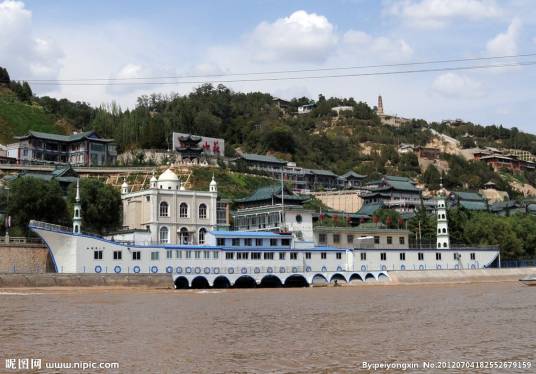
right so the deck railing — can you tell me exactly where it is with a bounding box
[29,220,72,234]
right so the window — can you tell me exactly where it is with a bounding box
[159,201,169,217]
[319,233,327,244]
[336,252,342,260]
[399,237,405,245]
[159,226,169,244]
[418,252,424,261]
[194,251,201,259]
[198,228,207,245]
[166,250,173,259]
[333,234,340,243]
[290,252,298,260]
[146,196,150,202]
[321,252,327,260]
[213,251,219,259]
[374,236,380,244]
[281,238,290,246]
[470,252,476,260]
[251,252,261,260]
[387,236,392,245]
[264,252,274,260]
[360,252,367,261]
[443,242,448,248]
[113,250,122,260]
[454,253,460,260]
[94,250,103,260]
[186,251,192,259]
[347,235,354,244]
[132,251,141,260]
[399,252,405,261]
[198,203,207,219]
[305,252,311,260]
[151,251,159,261]
[436,252,442,260]
[255,239,263,246]
[237,252,249,260]
[175,250,182,259]
[203,250,210,259]
[244,238,252,246]
[226,252,234,260]
[380,252,386,261]
[179,203,188,218]
[279,252,285,260]
[270,239,278,246]
[232,238,240,246]
[217,238,225,246]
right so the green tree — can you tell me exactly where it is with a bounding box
[68,179,122,235]
[422,164,441,190]
[7,177,69,235]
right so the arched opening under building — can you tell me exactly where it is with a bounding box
[259,275,283,288]
[377,273,389,282]
[330,273,347,285]
[213,276,231,289]
[234,275,257,288]
[174,276,189,289]
[365,273,376,281]
[311,274,328,287]
[349,273,363,283]
[191,276,210,289]
[284,274,309,288]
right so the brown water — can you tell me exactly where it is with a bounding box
[1,283,535,373]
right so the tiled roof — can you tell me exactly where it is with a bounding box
[306,168,338,177]
[384,179,421,192]
[340,170,367,179]
[16,130,114,143]
[459,201,488,211]
[452,191,484,201]
[356,202,384,216]
[235,185,307,203]
[239,153,287,164]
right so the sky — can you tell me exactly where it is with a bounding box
[1,0,536,132]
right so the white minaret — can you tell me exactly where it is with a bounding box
[73,179,82,234]
[121,178,129,195]
[436,178,450,250]
[150,171,157,189]
[209,174,218,193]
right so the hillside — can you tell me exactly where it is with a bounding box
[0,87,66,144]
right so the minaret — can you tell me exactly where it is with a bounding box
[209,174,217,193]
[73,179,82,234]
[150,170,157,189]
[377,95,384,116]
[121,178,129,195]
[436,178,450,249]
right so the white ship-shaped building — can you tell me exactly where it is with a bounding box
[30,170,500,288]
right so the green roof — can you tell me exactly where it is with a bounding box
[235,185,307,204]
[307,168,338,177]
[239,153,287,164]
[16,130,113,143]
[452,191,484,202]
[340,171,367,179]
[459,201,488,211]
[356,202,384,216]
[384,179,420,192]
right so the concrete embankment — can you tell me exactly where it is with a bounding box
[0,273,172,288]
[387,267,536,285]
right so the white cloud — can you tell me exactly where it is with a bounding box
[486,18,521,56]
[0,0,63,80]
[432,72,484,98]
[342,30,413,61]
[387,0,501,28]
[247,10,338,63]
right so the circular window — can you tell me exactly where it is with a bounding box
[296,215,303,223]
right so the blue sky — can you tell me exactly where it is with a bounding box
[2,0,536,132]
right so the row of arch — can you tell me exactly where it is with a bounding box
[174,272,389,289]
[160,227,207,244]
[159,202,208,219]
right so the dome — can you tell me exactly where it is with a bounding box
[158,168,179,182]
[157,168,180,190]
[150,175,157,182]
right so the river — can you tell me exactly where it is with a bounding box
[1,283,535,373]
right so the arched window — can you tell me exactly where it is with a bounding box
[159,226,169,244]
[198,204,207,219]
[179,227,189,244]
[179,203,189,218]
[443,242,448,248]
[159,202,169,217]
[438,228,441,234]
[198,228,207,244]
[442,228,447,233]
[75,208,79,218]
[437,242,441,248]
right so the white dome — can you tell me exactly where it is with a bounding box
[121,181,128,188]
[158,168,179,182]
[157,168,180,190]
[150,175,157,182]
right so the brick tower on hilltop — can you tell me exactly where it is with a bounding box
[377,95,384,115]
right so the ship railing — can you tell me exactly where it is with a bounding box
[29,220,72,234]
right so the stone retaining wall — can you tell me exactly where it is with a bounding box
[0,245,54,273]
[0,274,172,288]
[388,267,536,284]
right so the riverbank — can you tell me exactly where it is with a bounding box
[1,267,535,288]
